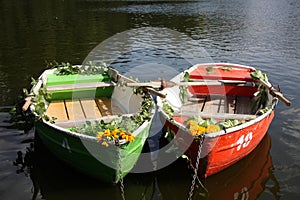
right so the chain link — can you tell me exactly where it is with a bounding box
[188,135,205,200]
[115,140,125,200]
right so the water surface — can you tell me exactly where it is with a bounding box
[0,0,299,199]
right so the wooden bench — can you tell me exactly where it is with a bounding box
[46,82,116,91]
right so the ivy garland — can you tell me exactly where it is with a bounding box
[250,70,270,113]
[46,61,109,76]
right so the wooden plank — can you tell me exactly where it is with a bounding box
[46,100,68,121]
[80,98,102,119]
[202,95,223,113]
[46,82,116,91]
[96,97,112,116]
[178,102,202,116]
[178,95,237,115]
[65,99,85,120]
[178,95,206,116]
[178,112,256,121]
[235,96,252,114]
[55,114,134,128]
[224,96,236,114]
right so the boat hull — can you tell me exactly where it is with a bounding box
[156,133,273,200]
[161,108,274,178]
[35,119,152,183]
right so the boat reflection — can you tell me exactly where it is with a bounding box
[14,133,278,200]
[156,133,279,199]
[13,133,156,200]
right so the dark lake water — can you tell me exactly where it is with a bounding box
[0,0,299,199]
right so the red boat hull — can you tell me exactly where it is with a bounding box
[162,111,274,177]
[158,63,277,177]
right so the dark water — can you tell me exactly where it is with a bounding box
[1,0,299,199]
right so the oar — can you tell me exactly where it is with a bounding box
[126,80,247,89]
[256,79,291,106]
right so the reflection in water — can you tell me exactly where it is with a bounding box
[2,0,299,198]
[14,133,279,200]
[156,134,280,200]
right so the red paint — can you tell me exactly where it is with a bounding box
[204,133,272,200]
[164,111,274,177]
[188,85,257,96]
[189,64,255,82]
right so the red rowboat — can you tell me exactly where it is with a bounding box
[156,63,290,178]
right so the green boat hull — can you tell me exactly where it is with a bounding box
[35,119,152,183]
[30,66,154,183]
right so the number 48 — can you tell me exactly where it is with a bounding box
[236,132,253,151]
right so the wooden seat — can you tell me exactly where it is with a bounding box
[46,82,116,91]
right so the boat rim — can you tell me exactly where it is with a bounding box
[157,100,277,138]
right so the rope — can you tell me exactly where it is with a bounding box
[188,135,205,200]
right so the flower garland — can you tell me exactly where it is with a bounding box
[184,116,249,137]
[96,128,135,147]
[185,119,221,136]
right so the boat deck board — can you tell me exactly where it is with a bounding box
[46,98,123,122]
[80,98,102,118]
[175,95,255,120]
[65,99,86,120]
[46,100,69,121]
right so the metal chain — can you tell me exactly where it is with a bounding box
[188,135,205,200]
[115,140,125,200]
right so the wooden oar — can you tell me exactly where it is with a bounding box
[257,79,291,106]
[126,80,247,89]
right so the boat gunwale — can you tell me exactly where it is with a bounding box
[157,100,276,139]
[40,109,155,143]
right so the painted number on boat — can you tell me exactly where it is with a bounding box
[236,132,253,151]
[62,138,71,153]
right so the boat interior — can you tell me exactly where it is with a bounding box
[41,71,143,128]
[45,97,125,128]
[174,94,257,121]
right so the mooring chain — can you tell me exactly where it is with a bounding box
[188,135,205,200]
[115,140,125,200]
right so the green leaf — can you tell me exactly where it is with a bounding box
[31,77,37,86]
[23,88,29,96]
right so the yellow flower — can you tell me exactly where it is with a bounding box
[189,126,198,136]
[206,124,221,133]
[187,120,198,127]
[101,141,109,147]
[127,135,135,142]
[196,126,206,135]
[96,132,104,142]
[103,129,111,136]
[111,128,120,136]
[188,120,200,136]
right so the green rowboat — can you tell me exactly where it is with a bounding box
[24,63,155,183]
